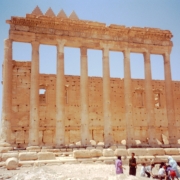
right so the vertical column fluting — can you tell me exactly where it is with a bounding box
[1,39,12,143]
[80,47,89,145]
[29,41,40,146]
[144,51,156,146]
[56,40,66,146]
[123,49,134,147]
[163,52,177,145]
[102,46,113,146]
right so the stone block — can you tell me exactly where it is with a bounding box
[19,152,38,161]
[114,149,128,156]
[89,140,96,146]
[147,148,165,156]
[127,148,147,156]
[103,149,114,157]
[97,142,104,146]
[0,153,1,161]
[73,150,91,158]
[109,145,117,151]
[104,160,114,164]
[0,147,13,153]
[164,148,179,155]
[5,157,18,170]
[2,152,18,161]
[26,146,40,150]
[154,156,168,163]
[0,142,11,147]
[90,149,102,157]
[38,152,56,160]
[171,155,180,162]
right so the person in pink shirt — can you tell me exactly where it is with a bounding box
[115,156,124,174]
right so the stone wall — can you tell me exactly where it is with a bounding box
[9,60,180,147]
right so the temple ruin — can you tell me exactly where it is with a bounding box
[1,6,180,149]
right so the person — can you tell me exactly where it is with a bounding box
[140,163,146,177]
[115,156,124,174]
[168,156,180,178]
[158,165,167,180]
[145,163,155,178]
[129,152,137,176]
[166,165,179,180]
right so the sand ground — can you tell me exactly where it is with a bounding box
[0,163,163,180]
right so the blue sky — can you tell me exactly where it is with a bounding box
[0,0,180,121]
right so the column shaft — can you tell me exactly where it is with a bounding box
[80,47,89,145]
[144,52,156,146]
[1,39,12,143]
[29,41,40,146]
[56,40,66,146]
[164,53,177,144]
[102,47,113,146]
[123,49,134,147]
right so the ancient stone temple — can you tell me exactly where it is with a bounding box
[1,6,180,149]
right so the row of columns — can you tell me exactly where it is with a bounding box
[1,39,177,147]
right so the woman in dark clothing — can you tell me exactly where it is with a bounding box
[129,152,137,176]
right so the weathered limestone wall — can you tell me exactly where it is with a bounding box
[9,60,180,147]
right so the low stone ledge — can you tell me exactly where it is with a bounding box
[19,152,38,161]
[103,149,114,157]
[104,160,114,164]
[128,148,147,156]
[114,149,127,156]
[136,156,155,164]
[164,148,179,155]
[0,142,11,147]
[73,150,91,158]
[38,152,56,160]
[98,156,116,161]
[147,148,165,156]
[2,152,18,161]
[154,156,168,163]
[18,160,35,167]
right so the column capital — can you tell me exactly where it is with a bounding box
[4,39,12,49]
[123,49,130,58]
[80,47,87,56]
[57,39,66,53]
[31,41,39,48]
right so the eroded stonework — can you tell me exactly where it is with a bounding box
[1,7,180,148]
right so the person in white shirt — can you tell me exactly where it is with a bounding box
[158,165,167,180]
[140,163,146,177]
[145,163,155,178]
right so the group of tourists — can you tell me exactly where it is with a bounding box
[115,153,180,180]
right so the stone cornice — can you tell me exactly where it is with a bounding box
[6,14,173,47]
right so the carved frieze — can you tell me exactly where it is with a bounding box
[6,14,173,46]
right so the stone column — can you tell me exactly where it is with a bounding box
[102,46,113,146]
[80,47,89,146]
[163,52,177,145]
[56,39,66,147]
[144,51,156,146]
[29,41,40,146]
[0,39,12,143]
[123,49,134,147]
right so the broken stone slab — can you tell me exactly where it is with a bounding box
[19,152,38,161]
[128,148,147,156]
[0,162,5,167]
[2,152,18,161]
[146,148,165,156]
[114,149,128,156]
[38,152,56,160]
[0,147,13,153]
[90,140,96,146]
[90,149,102,157]
[5,157,18,170]
[109,145,117,151]
[164,148,179,155]
[104,160,114,164]
[73,150,91,158]
[103,148,114,157]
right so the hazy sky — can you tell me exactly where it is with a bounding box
[0,0,180,120]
